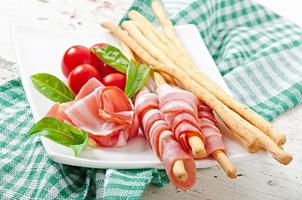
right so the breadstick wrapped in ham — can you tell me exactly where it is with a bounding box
[157,84,207,158]
[135,87,196,190]
[153,74,235,178]
[198,102,226,155]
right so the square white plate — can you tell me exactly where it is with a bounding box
[13,24,266,169]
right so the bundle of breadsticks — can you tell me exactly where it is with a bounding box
[101,0,292,177]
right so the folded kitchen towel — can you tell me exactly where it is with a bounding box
[1,0,302,199]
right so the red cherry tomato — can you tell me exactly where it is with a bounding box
[68,64,101,94]
[102,73,126,91]
[90,43,118,78]
[61,45,95,78]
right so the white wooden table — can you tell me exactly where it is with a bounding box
[1,1,301,199]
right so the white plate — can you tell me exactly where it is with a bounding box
[12,24,266,169]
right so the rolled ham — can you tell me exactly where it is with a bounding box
[161,134,196,190]
[198,102,226,155]
[47,78,139,147]
[157,84,205,154]
[135,87,196,190]
[46,101,73,124]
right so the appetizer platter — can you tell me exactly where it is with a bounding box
[13,0,292,190]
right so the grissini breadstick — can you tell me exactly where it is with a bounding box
[121,36,176,85]
[120,39,188,181]
[227,128,260,153]
[120,35,135,59]
[130,19,179,65]
[212,150,237,179]
[150,1,285,146]
[128,10,178,52]
[128,11,184,59]
[121,21,171,67]
[159,72,177,86]
[151,0,188,57]
[173,160,188,182]
[123,20,192,75]
[101,22,292,165]
[128,10,194,72]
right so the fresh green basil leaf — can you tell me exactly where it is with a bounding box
[28,117,88,156]
[92,45,150,98]
[31,73,75,103]
[132,64,151,94]
[125,59,138,94]
[127,64,150,98]
[93,45,128,74]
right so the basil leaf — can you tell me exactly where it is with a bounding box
[93,45,128,73]
[127,64,150,98]
[28,117,88,156]
[92,45,150,98]
[132,64,151,94]
[31,73,75,103]
[125,59,138,95]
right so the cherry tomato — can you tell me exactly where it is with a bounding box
[102,73,126,90]
[90,43,118,78]
[68,64,101,94]
[61,45,96,78]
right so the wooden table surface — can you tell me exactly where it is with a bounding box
[1,1,301,199]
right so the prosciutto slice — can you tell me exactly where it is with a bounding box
[157,84,205,154]
[47,78,139,147]
[198,102,226,155]
[46,101,73,124]
[135,87,196,190]
[161,134,196,190]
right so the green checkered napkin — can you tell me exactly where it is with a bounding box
[124,0,302,121]
[1,0,302,199]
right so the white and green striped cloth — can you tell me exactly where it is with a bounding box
[1,0,302,199]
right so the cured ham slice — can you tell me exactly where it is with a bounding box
[142,109,161,140]
[46,78,139,147]
[135,87,196,190]
[157,84,198,107]
[46,102,73,124]
[66,87,125,136]
[198,102,226,155]
[75,78,104,101]
[65,81,139,147]
[135,93,159,119]
[198,110,217,125]
[161,134,196,190]
[169,113,199,132]
[149,120,170,156]
[160,100,197,118]
[157,84,206,156]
